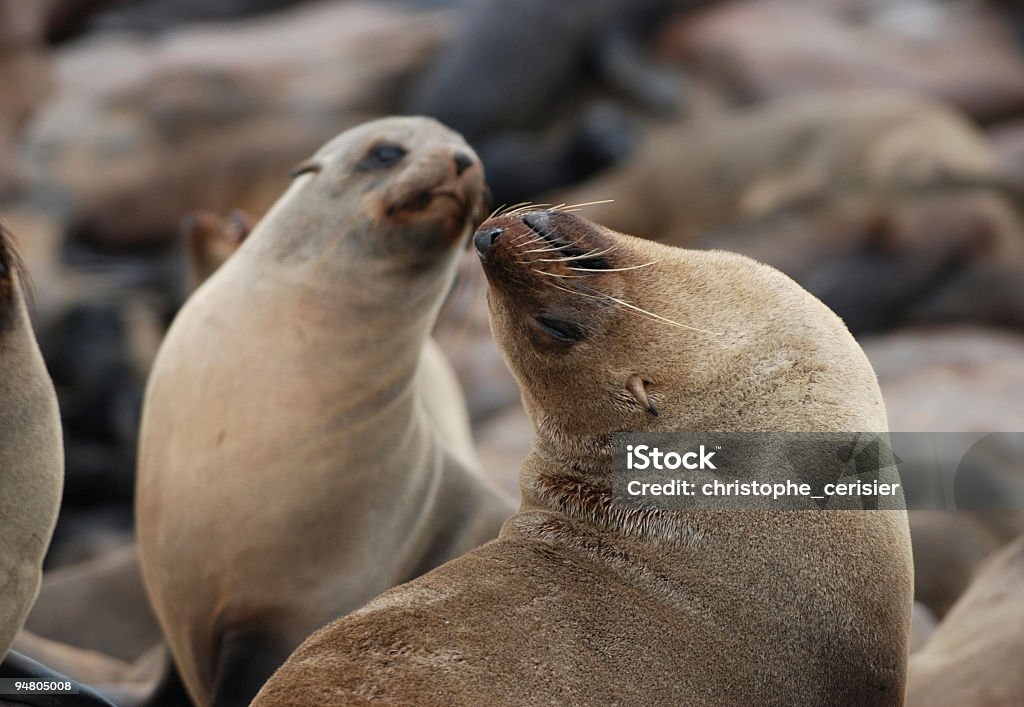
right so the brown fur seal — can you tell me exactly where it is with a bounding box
[552,90,1024,333]
[252,210,913,706]
[0,223,63,660]
[136,117,514,707]
[907,533,1024,705]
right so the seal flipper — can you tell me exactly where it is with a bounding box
[210,630,291,707]
[0,650,116,707]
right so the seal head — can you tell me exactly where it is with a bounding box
[475,208,894,522]
[276,116,489,272]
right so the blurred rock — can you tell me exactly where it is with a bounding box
[0,3,54,196]
[44,506,134,569]
[865,326,1024,433]
[407,0,698,204]
[553,90,1024,333]
[660,0,1024,124]
[905,510,1019,618]
[864,326,1024,616]
[88,0,315,35]
[42,0,120,43]
[12,0,453,250]
[989,120,1024,178]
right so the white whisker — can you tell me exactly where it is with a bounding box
[537,246,617,264]
[558,199,614,213]
[531,269,588,279]
[567,261,658,273]
[521,244,566,255]
[583,286,719,335]
[532,276,719,335]
[505,202,550,218]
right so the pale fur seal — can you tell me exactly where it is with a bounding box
[136,117,514,707]
[907,533,1024,705]
[0,222,63,660]
[253,210,913,706]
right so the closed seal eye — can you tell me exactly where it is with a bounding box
[533,316,584,345]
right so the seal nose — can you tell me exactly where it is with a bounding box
[474,226,503,257]
[453,152,474,176]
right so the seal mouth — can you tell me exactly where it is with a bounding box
[431,189,468,214]
[385,188,475,223]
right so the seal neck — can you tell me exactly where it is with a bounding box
[518,433,614,516]
[223,242,459,424]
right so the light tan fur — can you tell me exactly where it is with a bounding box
[0,223,63,660]
[136,117,513,707]
[253,211,913,706]
[907,534,1024,706]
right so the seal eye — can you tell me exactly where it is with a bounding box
[357,143,408,171]
[534,316,583,344]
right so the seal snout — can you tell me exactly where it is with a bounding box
[474,226,504,257]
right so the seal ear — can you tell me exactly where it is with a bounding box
[626,374,658,417]
[226,209,255,244]
[289,159,322,179]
